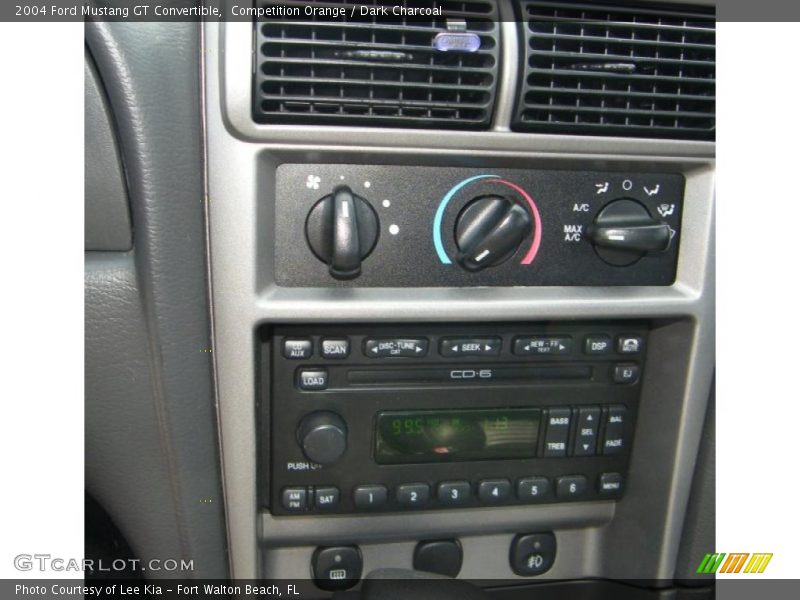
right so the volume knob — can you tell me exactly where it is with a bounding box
[297,411,348,466]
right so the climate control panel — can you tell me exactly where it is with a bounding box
[273,165,684,286]
[263,322,646,516]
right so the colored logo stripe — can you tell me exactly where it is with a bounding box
[696,552,773,574]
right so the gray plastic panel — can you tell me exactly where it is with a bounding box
[205,5,715,583]
[84,52,131,251]
[85,22,227,578]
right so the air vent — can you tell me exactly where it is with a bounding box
[253,1,500,129]
[513,1,715,140]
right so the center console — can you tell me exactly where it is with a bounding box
[204,1,716,595]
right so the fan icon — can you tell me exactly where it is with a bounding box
[306,175,321,190]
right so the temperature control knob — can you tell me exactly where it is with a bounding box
[297,411,348,466]
[305,186,379,280]
[588,199,672,266]
[454,195,533,271]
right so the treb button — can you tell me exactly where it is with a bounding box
[543,408,572,457]
[440,337,501,357]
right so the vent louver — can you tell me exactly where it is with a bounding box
[513,1,715,140]
[253,1,500,129]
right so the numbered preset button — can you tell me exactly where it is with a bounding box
[556,475,588,499]
[437,481,472,506]
[397,483,430,508]
[477,479,511,504]
[517,477,551,502]
[353,485,388,510]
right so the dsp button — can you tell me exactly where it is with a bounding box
[543,408,572,457]
[365,338,428,358]
[602,406,628,455]
[514,336,572,356]
[440,337,501,357]
[584,335,612,355]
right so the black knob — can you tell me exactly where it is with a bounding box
[588,199,672,266]
[454,195,533,271]
[297,411,347,466]
[305,186,379,280]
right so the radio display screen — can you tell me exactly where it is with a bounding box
[375,408,541,464]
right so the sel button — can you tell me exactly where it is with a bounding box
[573,407,600,456]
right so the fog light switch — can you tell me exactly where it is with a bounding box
[510,532,556,577]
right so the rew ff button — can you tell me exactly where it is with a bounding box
[514,336,572,356]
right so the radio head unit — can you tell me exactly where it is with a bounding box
[262,322,646,516]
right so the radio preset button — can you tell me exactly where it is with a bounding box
[573,407,601,456]
[517,477,550,502]
[617,335,644,354]
[556,475,588,499]
[602,406,627,455]
[613,363,640,384]
[321,338,350,359]
[440,337,501,357]
[281,487,308,512]
[314,486,340,509]
[543,408,572,457]
[478,479,511,504]
[397,483,430,507]
[514,336,572,356]
[365,338,429,358]
[584,335,612,355]
[353,485,388,509]
[283,338,312,360]
[437,481,472,506]
[598,472,624,497]
[298,369,329,391]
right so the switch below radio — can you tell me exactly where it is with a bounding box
[312,546,362,591]
[510,533,556,577]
